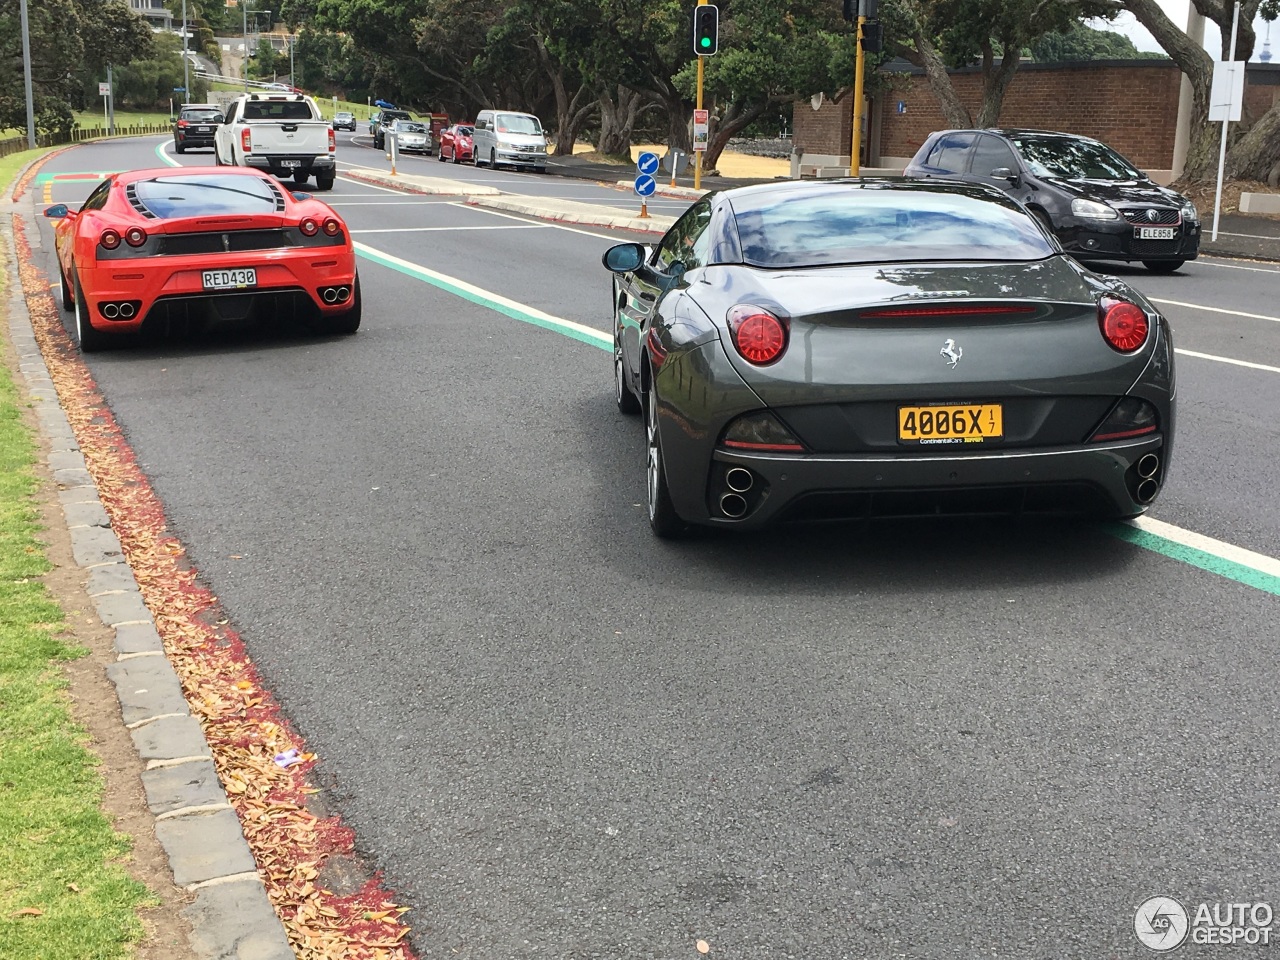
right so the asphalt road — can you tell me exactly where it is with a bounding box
[24,135,1280,959]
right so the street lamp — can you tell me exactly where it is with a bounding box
[241,4,273,93]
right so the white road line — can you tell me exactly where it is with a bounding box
[1152,298,1280,324]
[323,200,461,206]
[1197,259,1280,274]
[1129,516,1280,579]
[1175,348,1280,374]
[1213,230,1280,241]
[448,203,623,241]
[351,224,549,233]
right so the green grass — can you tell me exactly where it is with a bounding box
[0,180,153,956]
[72,110,175,129]
[0,147,62,194]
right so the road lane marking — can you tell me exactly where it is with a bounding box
[353,241,611,349]
[351,225,549,233]
[1175,348,1280,374]
[1152,298,1280,324]
[1109,518,1280,597]
[1198,259,1280,274]
[1213,230,1280,241]
[450,203,625,241]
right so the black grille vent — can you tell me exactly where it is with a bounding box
[1121,208,1181,225]
[1129,238,1182,256]
[265,180,286,211]
[157,229,294,257]
[125,184,158,219]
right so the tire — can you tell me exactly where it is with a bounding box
[73,271,109,353]
[438,149,446,162]
[645,388,685,538]
[175,141,185,154]
[1031,208,1055,237]
[615,348,640,415]
[1143,260,1185,273]
[60,267,73,312]
[293,171,310,186]
[453,151,462,165]
[315,173,335,191]
[318,276,361,335]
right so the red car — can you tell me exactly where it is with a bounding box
[43,167,360,351]
[437,124,474,164]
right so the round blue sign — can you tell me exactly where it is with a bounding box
[637,152,660,175]
[634,174,657,197]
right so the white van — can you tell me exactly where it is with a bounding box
[472,110,549,172]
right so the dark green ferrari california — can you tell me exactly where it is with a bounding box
[604,179,1174,538]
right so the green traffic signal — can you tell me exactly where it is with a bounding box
[693,4,719,56]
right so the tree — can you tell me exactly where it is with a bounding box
[882,0,1120,128]
[247,37,279,80]
[1029,22,1166,60]
[1123,0,1280,184]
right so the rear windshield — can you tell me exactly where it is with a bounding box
[730,186,1054,268]
[1010,135,1142,181]
[495,113,543,135]
[242,100,313,121]
[130,174,280,219]
[181,109,222,122]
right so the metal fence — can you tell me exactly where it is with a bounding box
[0,123,173,159]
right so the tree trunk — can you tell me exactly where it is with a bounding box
[701,100,769,172]
[664,94,692,153]
[911,30,971,127]
[596,86,647,160]
[1226,100,1280,185]
[973,43,1020,129]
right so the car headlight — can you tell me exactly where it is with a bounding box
[1181,201,1199,222]
[1071,198,1119,220]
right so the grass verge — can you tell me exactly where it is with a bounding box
[0,185,153,955]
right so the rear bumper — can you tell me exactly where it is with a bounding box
[696,436,1169,527]
[175,132,216,147]
[1059,219,1201,263]
[244,155,336,176]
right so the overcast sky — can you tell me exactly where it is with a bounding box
[1096,0,1278,60]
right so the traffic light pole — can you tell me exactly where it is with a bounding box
[850,11,866,177]
[694,0,706,191]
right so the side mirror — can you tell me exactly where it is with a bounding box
[43,204,70,219]
[991,167,1019,185]
[602,242,646,273]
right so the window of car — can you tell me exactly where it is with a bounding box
[80,179,112,212]
[969,135,1018,178]
[395,121,425,133]
[181,109,222,123]
[654,200,713,272]
[923,132,976,174]
[242,100,313,121]
[1009,134,1142,181]
[130,174,280,218]
[728,185,1055,268]
[457,125,473,136]
[495,113,542,135]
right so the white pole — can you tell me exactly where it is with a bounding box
[182,0,189,101]
[20,0,36,149]
[1211,0,1241,242]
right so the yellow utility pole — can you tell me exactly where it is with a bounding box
[850,11,866,177]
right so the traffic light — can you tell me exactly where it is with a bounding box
[693,5,719,56]
[861,21,884,52]
[842,0,855,20]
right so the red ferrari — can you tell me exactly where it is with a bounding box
[437,124,474,164]
[44,166,360,351]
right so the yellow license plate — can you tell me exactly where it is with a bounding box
[898,403,1003,445]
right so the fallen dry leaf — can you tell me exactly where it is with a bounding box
[12,907,44,918]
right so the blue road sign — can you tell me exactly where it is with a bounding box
[634,174,657,197]
[637,151,660,175]
[173,87,186,93]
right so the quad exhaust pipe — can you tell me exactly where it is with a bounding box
[1137,453,1160,479]
[103,303,119,318]
[725,467,754,493]
[1136,478,1159,504]
[1134,453,1161,503]
[719,493,748,519]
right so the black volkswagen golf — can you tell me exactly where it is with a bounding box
[905,129,1200,273]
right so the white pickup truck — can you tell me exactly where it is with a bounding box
[215,93,337,190]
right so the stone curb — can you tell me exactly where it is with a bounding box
[342,166,501,196]
[3,211,295,960]
[613,179,706,201]
[465,195,674,235]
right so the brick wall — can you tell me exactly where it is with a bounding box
[794,60,1280,175]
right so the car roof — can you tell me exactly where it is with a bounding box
[714,176,1015,207]
[929,127,1108,145]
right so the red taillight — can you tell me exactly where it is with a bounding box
[177,119,189,128]
[300,218,319,236]
[241,128,252,153]
[99,229,121,250]
[322,218,341,237]
[124,227,146,247]
[328,128,336,152]
[727,304,788,365]
[1099,297,1150,352]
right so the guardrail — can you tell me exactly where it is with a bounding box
[0,123,175,159]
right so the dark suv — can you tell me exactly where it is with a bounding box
[172,105,223,154]
[371,109,413,149]
[905,129,1200,273]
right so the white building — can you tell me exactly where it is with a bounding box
[128,0,174,31]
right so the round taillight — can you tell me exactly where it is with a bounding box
[322,218,341,237]
[99,229,121,250]
[728,304,788,365]
[1099,297,1150,352]
[300,218,319,236]
[125,227,146,247]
